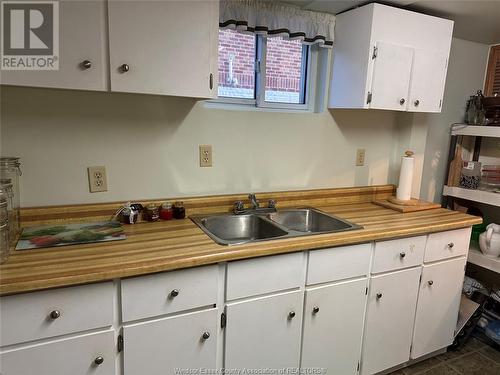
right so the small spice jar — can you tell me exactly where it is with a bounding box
[173,201,186,219]
[143,204,160,222]
[159,202,173,220]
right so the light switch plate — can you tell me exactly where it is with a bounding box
[199,145,213,167]
[88,166,108,193]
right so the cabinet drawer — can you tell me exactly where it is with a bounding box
[424,228,471,263]
[372,236,426,273]
[0,329,115,375]
[226,252,303,300]
[0,282,114,347]
[307,243,371,285]
[121,265,218,322]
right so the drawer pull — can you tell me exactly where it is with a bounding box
[120,63,130,73]
[428,280,434,286]
[288,311,296,319]
[376,293,383,300]
[448,242,454,249]
[80,60,92,70]
[49,310,61,320]
[169,289,179,298]
[202,331,210,340]
[94,356,104,365]
[400,252,406,258]
[312,306,320,314]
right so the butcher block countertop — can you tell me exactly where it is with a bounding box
[0,185,481,296]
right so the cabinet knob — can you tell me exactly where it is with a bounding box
[414,99,420,106]
[312,306,320,314]
[376,293,383,300]
[288,311,296,319]
[169,289,179,298]
[202,331,210,340]
[120,63,130,73]
[49,310,61,320]
[399,98,406,105]
[448,242,454,249]
[209,73,214,90]
[94,356,104,366]
[80,60,92,70]
[400,252,406,258]
[428,280,434,286]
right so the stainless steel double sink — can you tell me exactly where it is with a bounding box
[190,208,362,246]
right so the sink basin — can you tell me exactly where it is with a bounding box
[190,208,362,246]
[193,214,288,245]
[268,208,361,233]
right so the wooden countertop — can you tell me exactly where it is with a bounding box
[0,185,481,295]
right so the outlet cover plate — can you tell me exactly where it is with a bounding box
[88,166,108,193]
[199,145,213,167]
[356,149,366,166]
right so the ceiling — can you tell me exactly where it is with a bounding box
[283,0,500,45]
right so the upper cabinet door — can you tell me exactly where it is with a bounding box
[411,257,466,359]
[408,49,448,113]
[108,0,218,98]
[0,0,108,91]
[369,42,413,111]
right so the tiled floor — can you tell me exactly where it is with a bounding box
[389,338,500,375]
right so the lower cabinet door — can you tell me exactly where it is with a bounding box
[123,308,218,375]
[361,267,421,375]
[225,290,303,369]
[411,257,467,359]
[301,278,368,375]
[0,329,115,375]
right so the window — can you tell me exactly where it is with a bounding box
[216,29,314,110]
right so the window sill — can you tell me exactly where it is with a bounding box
[204,99,317,114]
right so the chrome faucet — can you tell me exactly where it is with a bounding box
[248,193,259,209]
[233,194,277,215]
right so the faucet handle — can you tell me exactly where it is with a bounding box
[268,199,276,209]
[233,201,244,213]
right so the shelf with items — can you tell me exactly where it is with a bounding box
[443,186,500,208]
[442,122,500,209]
[451,124,500,138]
[468,241,500,274]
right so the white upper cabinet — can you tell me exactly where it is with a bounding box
[0,0,108,91]
[107,0,218,98]
[329,3,453,113]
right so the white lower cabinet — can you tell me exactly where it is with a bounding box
[301,278,368,374]
[0,329,115,375]
[123,308,218,375]
[224,290,303,369]
[361,267,421,375]
[411,257,467,359]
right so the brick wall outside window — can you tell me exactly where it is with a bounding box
[218,29,304,102]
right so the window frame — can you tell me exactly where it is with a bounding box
[212,31,318,112]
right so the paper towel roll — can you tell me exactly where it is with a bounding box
[396,151,414,201]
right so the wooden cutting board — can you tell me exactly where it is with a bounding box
[374,199,441,213]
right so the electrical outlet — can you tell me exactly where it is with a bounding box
[356,149,366,166]
[199,145,213,167]
[87,166,108,193]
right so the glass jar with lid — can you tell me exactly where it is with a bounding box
[0,188,9,264]
[0,157,21,241]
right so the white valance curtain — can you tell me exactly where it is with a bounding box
[219,0,336,48]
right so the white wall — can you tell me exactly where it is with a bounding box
[0,86,401,207]
[418,38,491,203]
